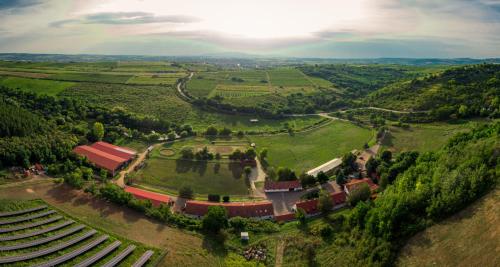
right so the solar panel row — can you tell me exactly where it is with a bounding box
[0,205,47,217]
[0,210,56,225]
[0,229,97,264]
[0,215,63,233]
[0,220,74,241]
[33,235,109,267]
[0,225,85,251]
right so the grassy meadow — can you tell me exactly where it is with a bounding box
[0,76,75,96]
[250,120,374,172]
[132,139,253,196]
[381,120,488,153]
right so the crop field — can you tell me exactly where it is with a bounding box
[0,70,51,78]
[267,68,313,87]
[0,182,222,266]
[59,83,193,123]
[126,73,187,85]
[186,75,217,98]
[250,120,374,172]
[397,188,499,267]
[183,111,324,132]
[210,84,271,98]
[0,198,161,267]
[48,72,133,83]
[0,77,75,96]
[381,120,486,153]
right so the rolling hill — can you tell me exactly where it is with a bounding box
[366,64,500,119]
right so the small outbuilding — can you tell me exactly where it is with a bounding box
[241,232,249,241]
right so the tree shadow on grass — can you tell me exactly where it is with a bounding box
[201,232,228,258]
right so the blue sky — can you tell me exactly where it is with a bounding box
[0,0,499,58]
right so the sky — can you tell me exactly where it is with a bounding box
[0,0,499,58]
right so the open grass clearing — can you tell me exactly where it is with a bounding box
[250,120,374,172]
[397,188,499,267]
[381,120,489,153]
[133,158,250,196]
[0,77,75,96]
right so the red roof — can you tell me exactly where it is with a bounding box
[73,145,128,172]
[295,199,319,215]
[274,213,296,222]
[184,200,274,218]
[331,191,347,204]
[345,178,379,193]
[264,180,302,191]
[91,141,136,160]
[125,187,171,206]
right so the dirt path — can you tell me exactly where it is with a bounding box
[340,106,428,114]
[275,240,285,267]
[116,143,163,188]
[249,158,266,198]
[176,72,194,101]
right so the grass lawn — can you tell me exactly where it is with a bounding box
[0,181,222,266]
[133,156,250,196]
[381,120,488,153]
[397,187,499,267]
[250,120,374,172]
[0,76,75,96]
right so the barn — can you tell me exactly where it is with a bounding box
[72,141,137,176]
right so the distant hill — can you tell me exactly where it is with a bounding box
[366,64,500,119]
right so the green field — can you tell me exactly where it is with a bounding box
[59,83,193,123]
[48,72,133,83]
[250,120,374,172]
[268,68,313,87]
[126,73,187,85]
[381,120,487,153]
[0,77,75,96]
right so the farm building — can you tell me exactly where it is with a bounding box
[294,191,347,216]
[184,200,274,219]
[344,178,379,195]
[306,158,342,177]
[125,186,173,207]
[264,180,303,193]
[274,213,296,222]
[72,141,137,176]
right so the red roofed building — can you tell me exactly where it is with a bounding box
[184,201,274,219]
[125,186,173,207]
[91,141,136,160]
[331,191,347,205]
[274,213,296,222]
[344,178,379,195]
[264,180,303,193]
[73,142,136,176]
[295,199,319,216]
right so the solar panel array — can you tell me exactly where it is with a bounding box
[0,205,156,266]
